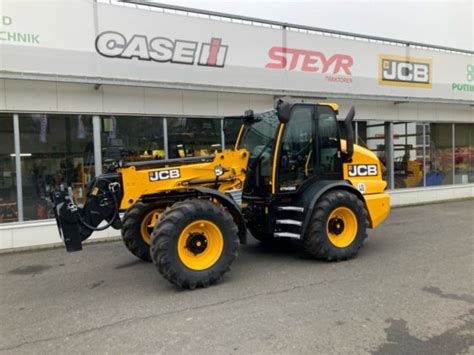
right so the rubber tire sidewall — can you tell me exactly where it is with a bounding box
[151,199,239,289]
[121,202,164,262]
[303,190,368,261]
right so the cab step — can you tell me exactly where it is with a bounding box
[273,232,301,239]
[276,219,302,226]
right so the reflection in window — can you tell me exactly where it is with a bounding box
[19,114,94,221]
[167,117,221,158]
[454,124,473,184]
[357,121,389,185]
[101,116,165,164]
[426,123,453,186]
[223,117,243,150]
[0,114,17,223]
[392,122,424,189]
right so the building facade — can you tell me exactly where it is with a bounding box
[0,0,473,249]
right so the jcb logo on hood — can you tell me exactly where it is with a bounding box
[149,169,181,182]
[379,55,432,88]
[96,32,228,67]
[348,164,378,177]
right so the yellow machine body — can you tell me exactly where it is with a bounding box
[341,140,390,228]
[118,149,249,210]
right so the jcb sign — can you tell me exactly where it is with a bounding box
[149,169,181,182]
[348,164,378,177]
[379,55,432,88]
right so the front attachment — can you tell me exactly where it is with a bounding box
[51,174,123,252]
[51,188,83,252]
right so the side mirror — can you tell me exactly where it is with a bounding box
[275,100,292,123]
[344,106,355,161]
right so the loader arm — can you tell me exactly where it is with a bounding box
[51,149,249,252]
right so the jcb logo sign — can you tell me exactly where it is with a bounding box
[149,169,181,182]
[348,164,378,177]
[379,55,432,88]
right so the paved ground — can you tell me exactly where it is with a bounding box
[0,200,473,354]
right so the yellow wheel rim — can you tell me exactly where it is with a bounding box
[140,209,162,245]
[177,220,224,271]
[326,207,358,248]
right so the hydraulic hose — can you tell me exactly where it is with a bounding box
[77,180,120,232]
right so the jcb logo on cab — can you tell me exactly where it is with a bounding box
[348,164,378,177]
[149,169,181,182]
[379,55,432,88]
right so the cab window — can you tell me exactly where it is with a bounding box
[278,105,315,192]
[317,106,342,177]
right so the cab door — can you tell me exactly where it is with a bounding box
[315,105,343,179]
[276,104,316,193]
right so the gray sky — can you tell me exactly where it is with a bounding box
[157,0,473,51]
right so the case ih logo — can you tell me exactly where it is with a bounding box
[265,47,354,83]
[379,55,432,88]
[95,31,228,67]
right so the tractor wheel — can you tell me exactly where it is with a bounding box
[150,199,239,289]
[121,202,164,262]
[303,190,368,261]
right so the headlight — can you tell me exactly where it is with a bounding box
[214,165,224,177]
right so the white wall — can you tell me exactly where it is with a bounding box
[1,80,473,122]
[0,80,273,116]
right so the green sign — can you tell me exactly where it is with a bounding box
[451,65,474,92]
[0,15,40,44]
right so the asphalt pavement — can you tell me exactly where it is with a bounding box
[1,199,473,354]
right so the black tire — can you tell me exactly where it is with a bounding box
[150,199,239,289]
[303,190,368,261]
[121,202,164,262]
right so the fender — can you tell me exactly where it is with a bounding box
[141,187,247,244]
[299,180,364,236]
[192,187,247,244]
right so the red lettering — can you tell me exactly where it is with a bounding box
[265,46,353,76]
[324,54,353,75]
[265,47,287,69]
[301,53,321,72]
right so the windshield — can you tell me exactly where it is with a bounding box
[239,110,280,195]
[238,110,280,156]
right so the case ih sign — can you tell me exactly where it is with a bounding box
[95,32,228,67]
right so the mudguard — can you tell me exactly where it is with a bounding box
[299,180,364,236]
[192,187,247,244]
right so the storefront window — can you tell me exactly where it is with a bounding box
[167,117,221,158]
[101,116,165,164]
[425,123,453,186]
[392,122,424,189]
[0,114,17,223]
[19,114,94,221]
[223,117,243,151]
[454,124,474,184]
[357,121,390,186]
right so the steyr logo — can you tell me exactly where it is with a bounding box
[95,32,228,67]
[149,169,181,182]
[265,47,354,83]
[348,164,378,177]
[379,55,432,88]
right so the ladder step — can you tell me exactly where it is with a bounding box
[276,219,302,226]
[277,206,304,212]
[274,232,301,239]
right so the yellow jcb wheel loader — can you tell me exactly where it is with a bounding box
[51,100,390,289]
